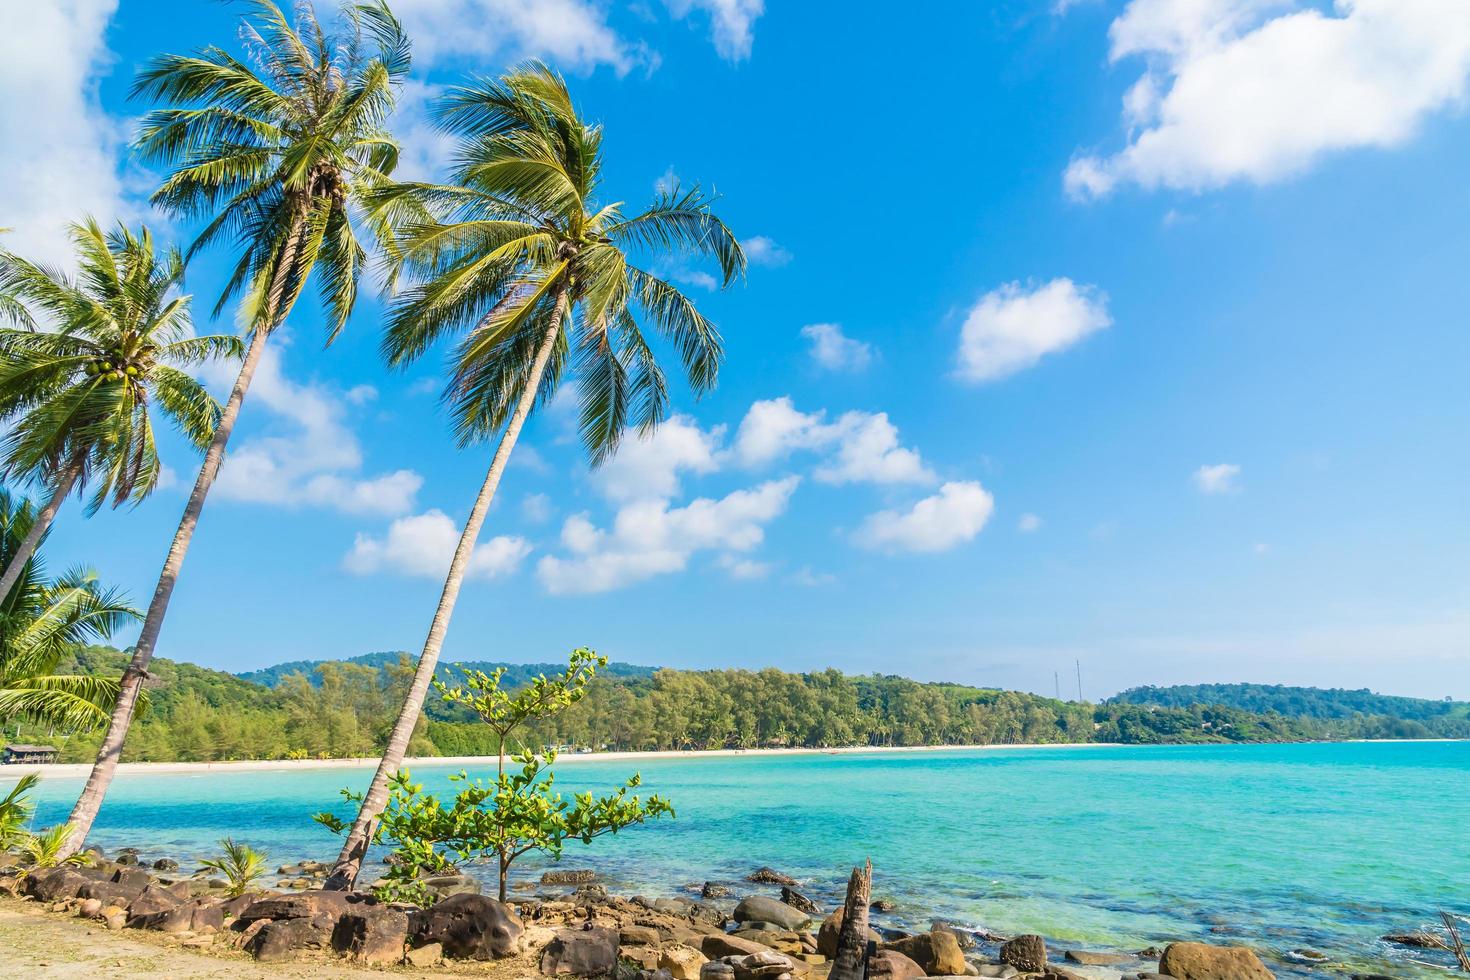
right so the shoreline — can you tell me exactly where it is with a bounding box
[1,737,1460,780]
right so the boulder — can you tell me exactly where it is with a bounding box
[77,898,104,918]
[1382,932,1449,949]
[817,907,883,959]
[622,925,665,946]
[542,869,597,885]
[238,889,355,932]
[332,905,409,965]
[735,895,810,931]
[1066,950,1131,966]
[152,858,179,872]
[881,932,968,976]
[746,868,798,886]
[726,950,799,980]
[702,963,737,980]
[932,921,976,950]
[1158,943,1274,980]
[779,887,821,916]
[409,892,524,960]
[573,883,610,905]
[248,917,332,962]
[24,867,88,902]
[661,944,709,980]
[423,873,482,900]
[126,882,189,918]
[130,897,224,933]
[868,949,927,980]
[704,933,778,959]
[404,942,443,967]
[871,899,897,912]
[702,882,732,899]
[1000,934,1048,973]
[540,925,619,976]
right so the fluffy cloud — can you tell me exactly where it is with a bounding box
[665,0,766,60]
[391,0,647,73]
[1066,0,1470,197]
[344,510,531,579]
[209,344,423,516]
[1019,513,1043,532]
[1193,462,1242,494]
[732,398,934,485]
[855,481,996,553]
[537,477,798,594]
[955,279,1111,383]
[801,323,875,372]
[0,0,139,266]
[593,416,724,502]
[743,235,792,267]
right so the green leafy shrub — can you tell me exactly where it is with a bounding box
[197,837,268,897]
[0,772,39,848]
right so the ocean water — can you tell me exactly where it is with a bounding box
[10,742,1469,976]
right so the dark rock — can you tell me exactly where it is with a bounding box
[542,869,597,885]
[1001,934,1048,974]
[116,852,140,866]
[248,917,331,962]
[572,883,609,904]
[932,921,977,950]
[1381,932,1448,950]
[25,867,89,902]
[881,932,968,975]
[238,889,355,931]
[1137,947,1164,958]
[867,949,926,980]
[1067,950,1132,965]
[779,887,820,916]
[409,892,523,960]
[541,925,619,976]
[725,949,800,980]
[702,882,732,899]
[130,897,224,933]
[151,858,179,872]
[423,873,481,900]
[127,881,191,917]
[1158,942,1275,980]
[816,907,882,959]
[746,867,798,887]
[702,963,737,980]
[332,905,409,965]
[734,895,810,931]
[870,899,897,912]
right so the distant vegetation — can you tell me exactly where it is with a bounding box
[8,647,1463,764]
[1112,683,1470,739]
[238,651,657,690]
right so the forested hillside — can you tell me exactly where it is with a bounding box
[8,647,1462,764]
[238,651,657,689]
[1111,683,1470,738]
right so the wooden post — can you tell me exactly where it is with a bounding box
[829,859,872,980]
[1443,911,1470,972]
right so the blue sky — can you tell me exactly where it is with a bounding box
[4,0,1470,698]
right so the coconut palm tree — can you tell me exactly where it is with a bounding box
[0,219,240,604]
[61,0,410,856]
[325,62,744,887]
[0,490,138,734]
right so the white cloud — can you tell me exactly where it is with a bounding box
[1066,0,1470,197]
[1193,462,1242,494]
[209,344,423,516]
[955,279,1112,383]
[854,481,996,553]
[792,567,836,587]
[1019,513,1043,532]
[801,323,875,372]
[344,509,531,580]
[390,80,459,183]
[743,235,792,267]
[392,0,647,74]
[537,477,798,594]
[654,165,679,194]
[594,416,723,502]
[522,492,555,523]
[0,0,140,266]
[344,384,378,407]
[665,0,766,60]
[732,398,934,486]
[719,554,772,580]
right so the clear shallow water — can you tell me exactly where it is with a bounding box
[11,742,1470,977]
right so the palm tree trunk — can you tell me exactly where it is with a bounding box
[58,208,311,858]
[325,290,568,891]
[0,457,83,601]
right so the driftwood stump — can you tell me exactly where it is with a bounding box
[828,859,872,980]
[1443,911,1470,972]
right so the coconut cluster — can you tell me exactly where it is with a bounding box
[84,358,142,382]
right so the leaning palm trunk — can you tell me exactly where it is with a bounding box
[0,457,83,602]
[325,294,567,890]
[59,213,310,857]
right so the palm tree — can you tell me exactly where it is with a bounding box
[0,219,241,604]
[0,490,139,734]
[60,0,410,856]
[325,62,744,887]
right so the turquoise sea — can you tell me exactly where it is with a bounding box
[11,742,1469,976]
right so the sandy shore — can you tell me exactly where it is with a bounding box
[0,740,1116,779]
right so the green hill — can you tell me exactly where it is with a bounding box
[237,650,658,689]
[1109,683,1470,738]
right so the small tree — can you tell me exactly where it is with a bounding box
[316,648,673,902]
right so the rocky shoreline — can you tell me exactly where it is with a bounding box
[0,848,1449,980]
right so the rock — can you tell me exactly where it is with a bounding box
[871,899,897,912]
[702,963,737,980]
[105,911,127,930]
[727,950,799,980]
[1000,935,1048,973]
[404,941,443,967]
[1040,969,1087,980]
[572,883,610,904]
[248,917,332,962]
[702,883,732,899]
[77,898,104,918]
[423,873,482,900]
[881,931,968,976]
[23,867,88,903]
[932,921,977,950]
[130,897,224,933]
[1067,950,1132,965]
[779,887,821,916]
[152,858,179,872]
[1158,942,1275,980]
[661,943,710,980]
[975,967,1018,979]
[817,907,882,959]
[333,905,409,965]
[542,869,598,885]
[541,925,619,976]
[238,889,354,931]
[409,893,524,960]
[116,852,140,866]
[746,868,798,887]
[735,896,810,931]
[623,925,664,946]
[733,928,803,955]
[704,934,776,959]
[126,883,189,918]
[868,949,927,980]
[1381,932,1449,950]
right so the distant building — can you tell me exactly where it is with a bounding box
[2,744,58,765]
